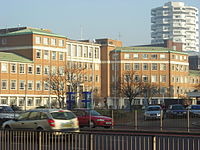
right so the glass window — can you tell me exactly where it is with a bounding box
[19,80,25,90]
[124,63,131,70]
[36,65,41,74]
[1,63,8,73]
[133,54,138,59]
[19,64,25,74]
[151,54,157,59]
[143,63,148,70]
[160,64,166,71]
[160,75,166,82]
[160,54,166,59]
[59,40,64,47]
[17,112,30,120]
[1,80,7,89]
[27,98,34,106]
[36,49,42,58]
[43,38,49,45]
[51,112,76,120]
[10,64,17,73]
[44,50,49,59]
[27,81,33,90]
[59,52,64,60]
[142,54,148,59]
[51,38,56,46]
[44,66,49,75]
[134,63,140,70]
[52,51,57,60]
[28,64,33,74]
[152,63,157,70]
[10,80,17,90]
[124,54,131,59]
[151,75,157,82]
[28,112,40,120]
[36,81,41,91]
[35,37,41,44]
[143,75,148,82]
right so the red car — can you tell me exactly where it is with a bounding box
[73,109,113,128]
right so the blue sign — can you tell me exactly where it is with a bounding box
[82,92,92,108]
[66,92,75,110]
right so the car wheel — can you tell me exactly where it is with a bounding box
[89,120,95,128]
[5,125,11,130]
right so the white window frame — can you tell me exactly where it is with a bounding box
[1,80,7,90]
[10,63,17,73]
[10,80,17,90]
[1,63,8,73]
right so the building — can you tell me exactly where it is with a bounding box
[0,27,101,109]
[151,1,199,52]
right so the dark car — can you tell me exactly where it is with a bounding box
[73,108,113,128]
[166,104,187,118]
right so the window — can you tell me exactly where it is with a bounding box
[44,66,49,75]
[143,75,148,82]
[27,81,33,90]
[124,54,131,59]
[142,54,148,59]
[134,75,140,81]
[35,36,41,44]
[52,66,57,75]
[95,75,99,82]
[124,63,131,70]
[59,66,64,76]
[36,81,41,91]
[152,63,157,70]
[44,50,49,59]
[27,98,34,106]
[133,54,138,59]
[59,40,64,47]
[10,64,17,73]
[160,75,166,82]
[59,52,64,60]
[143,63,148,70]
[1,63,8,73]
[10,80,16,90]
[160,54,166,59]
[52,51,57,60]
[1,80,7,89]
[19,80,25,90]
[134,63,140,70]
[36,49,42,58]
[1,38,7,45]
[94,48,99,58]
[44,81,49,90]
[160,64,166,71]
[84,46,88,57]
[28,64,33,74]
[51,38,56,46]
[151,54,157,59]
[19,64,25,74]
[43,38,49,45]
[36,65,42,74]
[151,75,157,82]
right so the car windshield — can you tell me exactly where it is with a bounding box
[172,105,185,110]
[147,107,160,111]
[0,106,14,113]
[191,105,200,110]
[86,110,101,116]
[51,111,77,120]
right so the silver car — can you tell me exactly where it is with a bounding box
[2,109,79,132]
[144,105,163,120]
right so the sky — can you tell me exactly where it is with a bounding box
[0,0,200,46]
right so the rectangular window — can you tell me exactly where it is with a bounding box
[10,64,17,73]
[1,63,8,73]
[27,81,33,90]
[143,63,148,70]
[36,49,42,58]
[44,66,49,75]
[36,65,41,74]
[124,63,131,70]
[43,38,49,45]
[143,75,148,82]
[151,75,157,82]
[19,64,25,74]
[151,54,157,59]
[151,63,157,70]
[52,51,57,60]
[1,80,7,89]
[134,63,140,70]
[160,75,166,82]
[52,66,57,75]
[35,36,41,44]
[44,81,49,90]
[36,81,41,91]
[10,80,16,90]
[134,75,140,81]
[133,54,139,59]
[160,54,166,59]
[19,80,25,90]
[160,64,166,71]
[59,52,64,60]
[44,50,49,59]
[28,64,33,74]
[51,38,56,46]
[142,54,148,59]
[124,54,131,59]
[59,40,64,47]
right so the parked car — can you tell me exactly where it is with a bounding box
[2,109,79,132]
[0,104,19,125]
[166,104,187,118]
[187,105,200,117]
[144,105,163,120]
[73,108,113,128]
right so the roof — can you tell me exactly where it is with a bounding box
[0,27,66,38]
[189,70,200,76]
[113,47,188,55]
[0,52,33,63]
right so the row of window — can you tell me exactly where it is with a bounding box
[123,53,187,61]
[35,37,65,47]
[1,63,100,74]
[36,50,64,60]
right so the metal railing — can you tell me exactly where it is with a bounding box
[1,129,200,150]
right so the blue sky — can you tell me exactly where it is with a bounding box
[0,0,200,46]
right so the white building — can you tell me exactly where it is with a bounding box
[151,1,199,52]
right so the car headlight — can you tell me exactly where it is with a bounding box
[96,119,105,121]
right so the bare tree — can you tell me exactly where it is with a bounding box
[45,64,85,108]
[118,71,149,110]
